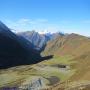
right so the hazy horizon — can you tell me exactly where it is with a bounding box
[0,0,90,36]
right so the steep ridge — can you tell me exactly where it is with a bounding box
[0,21,41,69]
[42,33,90,57]
[18,31,49,51]
[18,31,64,51]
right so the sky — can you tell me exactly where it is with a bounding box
[0,0,90,36]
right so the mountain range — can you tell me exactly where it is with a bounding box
[18,31,64,51]
[0,21,90,90]
[0,21,90,68]
[42,33,90,57]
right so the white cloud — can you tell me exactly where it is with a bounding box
[81,20,90,24]
[4,18,90,36]
[4,19,75,33]
[4,18,60,33]
[5,18,48,32]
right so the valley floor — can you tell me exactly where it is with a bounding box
[0,55,90,90]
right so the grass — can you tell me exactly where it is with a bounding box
[47,52,90,90]
[41,55,75,65]
[33,55,76,83]
[0,55,76,88]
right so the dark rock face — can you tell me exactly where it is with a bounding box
[0,21,41,69]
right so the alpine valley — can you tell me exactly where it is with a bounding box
[0,21,90,90]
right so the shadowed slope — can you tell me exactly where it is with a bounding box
[0,21,42,69]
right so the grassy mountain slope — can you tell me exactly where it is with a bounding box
[48,52,90,90]
[42,33,90,57]
[0,32,90,90]
[70,51,90,81]
[41,33,90,90]
[0,57,74,89]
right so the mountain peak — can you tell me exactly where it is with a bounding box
[0,21,10,32]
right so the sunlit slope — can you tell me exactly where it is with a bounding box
[70,51,90,81]
[49,52,90,90]
[42,33,90,57]
[41,33,90,90]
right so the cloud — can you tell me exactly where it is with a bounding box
[4,18,74,33]
[81,20,90,24]
[16,18,48,25]
[3,18,69,34]
[4,18,60,33]
[60,20,72,24]
[3,18,90,36]
[4,18,49,32]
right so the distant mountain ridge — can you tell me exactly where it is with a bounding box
[42,33,90,57]
[18,31,64,51]
[1,20,90,69]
